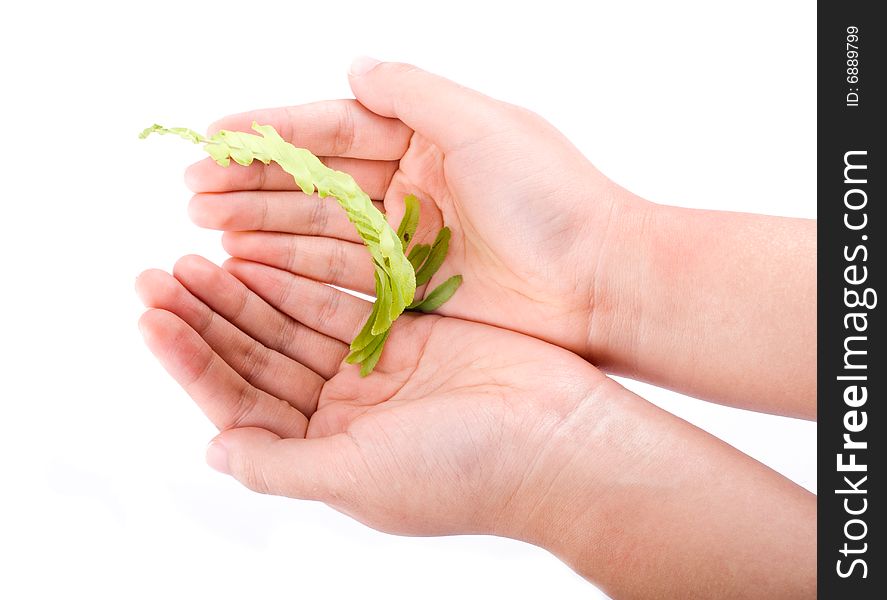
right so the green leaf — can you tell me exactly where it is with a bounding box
[143,122,415,375]
[371,266,394,335]
[143,123,464,375]
[348,294,381,356]
[408,275,463,312]
[414,227,451,286]
[396,194,420,252]
[138,124,207,143]
[407,243,431,271]
[360,330,390,377]
[347,330,386,365]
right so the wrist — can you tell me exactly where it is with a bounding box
[584,198,817,414]
[491,373,638,577]
[500,373,816,598]
[582,183,664,375]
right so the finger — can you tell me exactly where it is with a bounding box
[223,259,371,344]
[205,99,412,160]
[348,59,504,153]
[188,191,384,243]
[185,155,398,199]
[138,309,308,438]
[172,255,348,379]
[221,232,376,296]
[136,269,323,416]
[207,427,357,503]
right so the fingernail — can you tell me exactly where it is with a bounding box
[205,440,230,475]
[349,55,381,76]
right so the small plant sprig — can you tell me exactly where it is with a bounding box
[347,194,463,371]
[140,122,460,375]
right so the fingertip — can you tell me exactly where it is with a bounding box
[221,257,263,282]
[186,194,208,226]
[219,230,246,255]
[220,256,243,272]
[135,269,172,304]
[173,254,215,278]
[205,439,231,475]
[212,427,285,494]
[187,193,226,229]
[221,257,264,284]
[137,307,173,342]
[134,269,153,296]
[222,257,267,285]
[137,309,153,338]
[346,61,503,152]
[184,158,222,193]
[184,161,203,192]
[348,55,382,77]
[207,112,258,137]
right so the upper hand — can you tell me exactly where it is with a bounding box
[184,61,649,369]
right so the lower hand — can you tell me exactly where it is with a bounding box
[136,254,604,536]
[136,255,815,598]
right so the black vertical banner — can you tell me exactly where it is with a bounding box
[818,2,884,598]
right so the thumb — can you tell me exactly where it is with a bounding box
[348,58,503,152]
[206,427,352,501]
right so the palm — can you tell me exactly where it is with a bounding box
[186,100,623,358]
[137,254,600,534]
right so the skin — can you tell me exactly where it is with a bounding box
[185,59,816,418]
[137,60,817,596]
[136,256,814,599]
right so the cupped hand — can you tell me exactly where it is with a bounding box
[136,254,608,536]
[184,60,650,370]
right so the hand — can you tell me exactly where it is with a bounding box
[136,254,605,536]
[184,60,816,418]
[184,61,640,370]
[136,255,815,597]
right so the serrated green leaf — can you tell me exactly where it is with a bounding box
[142,123,465,375]
[408,275,463,312]
[407,243,431,271]
[142,122,416,375]
[138,124,207,143]
[414,227,451,286]
[396,194,420,252]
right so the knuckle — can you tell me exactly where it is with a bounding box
[195,306,215,336]
[236,457,273,495]
[229,283,251,322]
[307,194,330,236]
[248,163,267,190]
[332,101,356,156]
[238,342,268,385]
[325,241,346,284]
[257,193,271,230]
[313,284,341,329]
[224,386,260,431]
[286,236,302,273]
[277,273,298,313]
[274,316,296,354]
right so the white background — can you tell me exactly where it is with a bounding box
[0,1,815,598]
